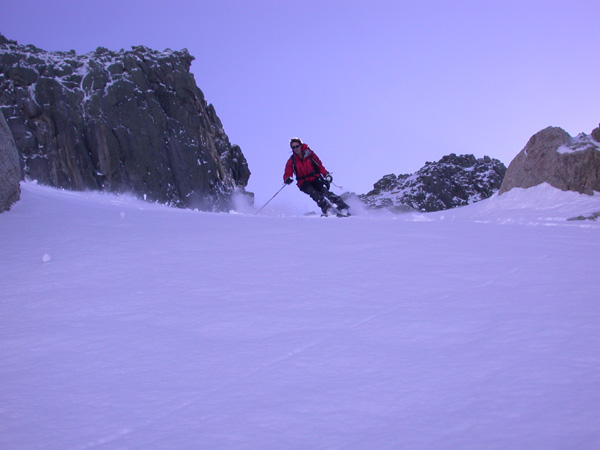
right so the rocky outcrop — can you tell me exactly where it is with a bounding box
[0,34,251,210]
[592,125,600,143]
[0,110,21,212]
[361,154,506,212]
[499,126,600,195]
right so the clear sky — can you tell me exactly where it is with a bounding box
[2,0,598,208]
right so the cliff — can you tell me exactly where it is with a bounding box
[0,35,251,210]
[0,110,21,212]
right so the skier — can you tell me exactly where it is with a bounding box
[283,137,350,216]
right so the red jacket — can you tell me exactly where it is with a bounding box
[283,144,328,187]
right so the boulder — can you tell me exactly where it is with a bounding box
[0,111,21,212]
[499,126,600,195]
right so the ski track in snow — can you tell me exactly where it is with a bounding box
[71,311,388,450]
[2,182,600,450]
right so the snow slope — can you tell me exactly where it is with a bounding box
[1,182,600,450]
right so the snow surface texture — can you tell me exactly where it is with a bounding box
[1,182,600,450]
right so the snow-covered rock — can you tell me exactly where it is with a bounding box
[0,34,251,211]
[360,153,506,212]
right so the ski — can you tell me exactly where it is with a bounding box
[321,209,351,218]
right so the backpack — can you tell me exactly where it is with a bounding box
[290,150,322,182]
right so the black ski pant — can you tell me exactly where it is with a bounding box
[299,178,349,213]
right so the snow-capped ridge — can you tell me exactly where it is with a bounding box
[360,153,506,212]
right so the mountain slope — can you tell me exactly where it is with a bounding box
[1,183,599,449]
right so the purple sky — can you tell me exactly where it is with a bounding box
[2,0,598,208]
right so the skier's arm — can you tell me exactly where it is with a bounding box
[283,157,294,182]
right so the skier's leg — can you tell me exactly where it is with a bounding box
[326,192,349,211]
[300,181,329,213]
[315,179,350,212]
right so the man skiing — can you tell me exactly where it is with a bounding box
[283,137,350,216]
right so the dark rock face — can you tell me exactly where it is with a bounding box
[592,124,600,143]
[0,110,21,212]
[499,126,600,195]
[361,154,507,212]
[0,35,251,210]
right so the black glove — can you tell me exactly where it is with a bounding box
[324,173,333,184]
[285,177,294,185]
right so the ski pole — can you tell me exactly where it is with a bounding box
[255,183,287,215]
